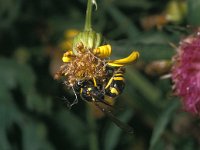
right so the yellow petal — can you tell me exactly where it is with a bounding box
[62,56,72,62]
[62,50,74,62]
[93,44,111,58]
[107,51,139,67]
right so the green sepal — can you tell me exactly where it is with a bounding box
[72,31,102,55]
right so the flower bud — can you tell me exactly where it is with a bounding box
[72,31,102,55]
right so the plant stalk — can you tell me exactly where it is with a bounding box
[84,0,93,31]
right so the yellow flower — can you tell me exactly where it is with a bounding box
[60,38,139,86]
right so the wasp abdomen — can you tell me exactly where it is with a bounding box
[105,72,125,98]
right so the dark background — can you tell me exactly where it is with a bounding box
[0,0,200,150]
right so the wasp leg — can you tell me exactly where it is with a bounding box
[92,77,97,87]
[70,86,79,107]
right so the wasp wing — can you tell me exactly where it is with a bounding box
[94,102,134,134]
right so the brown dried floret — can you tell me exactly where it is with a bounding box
[55,48,106,87]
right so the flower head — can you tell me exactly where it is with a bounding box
[56,37,139,87]
[172,31,200,116]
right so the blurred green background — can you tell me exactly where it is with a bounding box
[0,0,200,150]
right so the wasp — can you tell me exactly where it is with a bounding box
[73,65,134,133]
[74,47,139,133]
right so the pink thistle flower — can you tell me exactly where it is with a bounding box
[172,31,200,116]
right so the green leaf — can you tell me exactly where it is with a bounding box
[105,3,140,39]
[0,87,23,150]
[187,0,200,25]
[26,92,52,114]
[21,121,55,150]
[0,58,18,89]
[54,110,88,148]
[17,63,36,95]
[110,40,175,62]
[0,58,55,150]
[113,0,153,9]
[149,100,180,150]
[126,68,161,104]
[0,90,13,150]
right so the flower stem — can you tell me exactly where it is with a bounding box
[86,103,99,150]
[84,0,93,31]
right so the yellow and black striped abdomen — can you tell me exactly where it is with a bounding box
[105,72,125,98]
